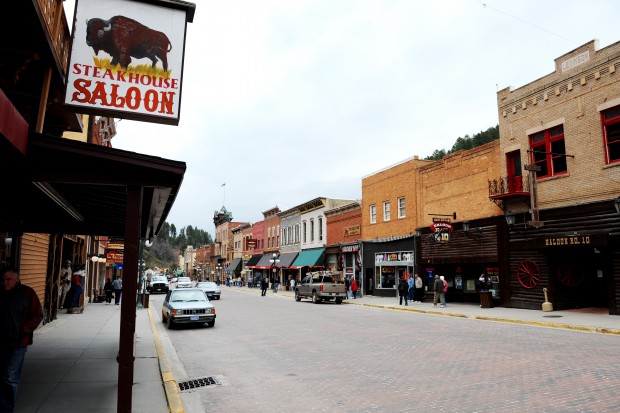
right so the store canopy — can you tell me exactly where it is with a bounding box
[277,252,298,268]
[290,248,325,269]
[228,258,242,274]
[254,254,276,269]
[244,254,263,268]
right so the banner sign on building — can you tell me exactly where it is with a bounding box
[65,0,191,125]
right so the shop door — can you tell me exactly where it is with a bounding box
[365,268,374,295]
[506,150,523,192]
[550,249,608,309]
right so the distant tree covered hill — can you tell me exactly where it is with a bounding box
[425,125,499,161]
[145,222,213,271]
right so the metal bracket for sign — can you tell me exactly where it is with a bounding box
[428,212,457,220]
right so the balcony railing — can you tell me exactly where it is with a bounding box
[488,175,530,198]
[38,0,71,73]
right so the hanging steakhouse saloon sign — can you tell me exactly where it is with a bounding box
[64,0,192,125]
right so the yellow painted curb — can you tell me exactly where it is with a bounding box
[347,302,620,336]
[147,307,184,413]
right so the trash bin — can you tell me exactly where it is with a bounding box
[480,291,493,308]
[142,292,150,308]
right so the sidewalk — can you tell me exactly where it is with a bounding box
[241,286,620,335]
[15,301,171,413]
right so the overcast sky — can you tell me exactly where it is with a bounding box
[64,0,620,234]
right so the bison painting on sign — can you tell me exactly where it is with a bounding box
[65,0,189,125]
[85,16,172,72]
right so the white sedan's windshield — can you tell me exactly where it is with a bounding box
[178,277,191,282]
[171,291,206,302]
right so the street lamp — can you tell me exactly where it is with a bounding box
[217,264,222,285]
[269,253,280,285]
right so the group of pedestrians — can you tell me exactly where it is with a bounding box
[397,273,425,306]
[103,276,123,305]
[343,276,358,299]
[433,274,448,308]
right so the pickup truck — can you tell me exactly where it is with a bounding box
[294,271,347,304]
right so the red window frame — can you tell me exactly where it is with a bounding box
[529,125,567,179]
[601,106,620,164]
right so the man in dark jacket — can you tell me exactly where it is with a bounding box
[432,274,444,307]
[398,277,408,306]
[0,267,43,412]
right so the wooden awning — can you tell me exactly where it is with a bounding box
[0,132,185,238]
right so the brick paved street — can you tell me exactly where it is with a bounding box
[153,289,620,413]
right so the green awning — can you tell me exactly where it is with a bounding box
[290,248,325,269]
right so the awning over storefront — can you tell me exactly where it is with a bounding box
[228,258,242,274]
[244,254,263,268]
[254,254,275,269]
[290,248,325,269]
[277,252,298,268]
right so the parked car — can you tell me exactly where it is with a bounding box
[176,276,192,288]
[149,275,169,294]
[195,281,221,300]
[161,288,216,329]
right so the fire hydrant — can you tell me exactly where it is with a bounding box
[542,288,553,312]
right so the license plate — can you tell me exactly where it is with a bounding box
[190,315,199,321]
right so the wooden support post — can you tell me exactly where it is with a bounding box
[117,186,142,412]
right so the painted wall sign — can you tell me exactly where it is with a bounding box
[344,225,360,236]
[65,0,189,125]
[545,235,590,246]
[536,233,607,248]
[561,50,590,72]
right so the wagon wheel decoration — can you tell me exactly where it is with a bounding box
[556,263,584,287]
[516,259,540,289]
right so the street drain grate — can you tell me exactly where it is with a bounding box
[542,315,563,318]
[178,376,220,391]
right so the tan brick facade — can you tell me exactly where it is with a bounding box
[361,142,503,239]
[417,141,503,228]
[497,40,620,211]
[362,157,427,240]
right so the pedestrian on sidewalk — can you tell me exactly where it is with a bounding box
[58,260,71,309]
[407,273,414,302]
[104,278,114,304]
[290,278,295,292]
[350,278,358,299]
[0,267,43,413]
[344,276,350,299]
[414,273,424,302]
[440,276,448,307]
[260,277,268,296]
[272,277,279,293]
[398,276,408,306]
[432,274,443,307]
[112,275,123,305]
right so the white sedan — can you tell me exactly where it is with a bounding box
[176,276,193,288]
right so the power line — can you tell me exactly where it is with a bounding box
[474,0,578,45]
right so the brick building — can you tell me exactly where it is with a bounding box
[324,201,362,285]
[494,40,620,314]
[361,141,503,298]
